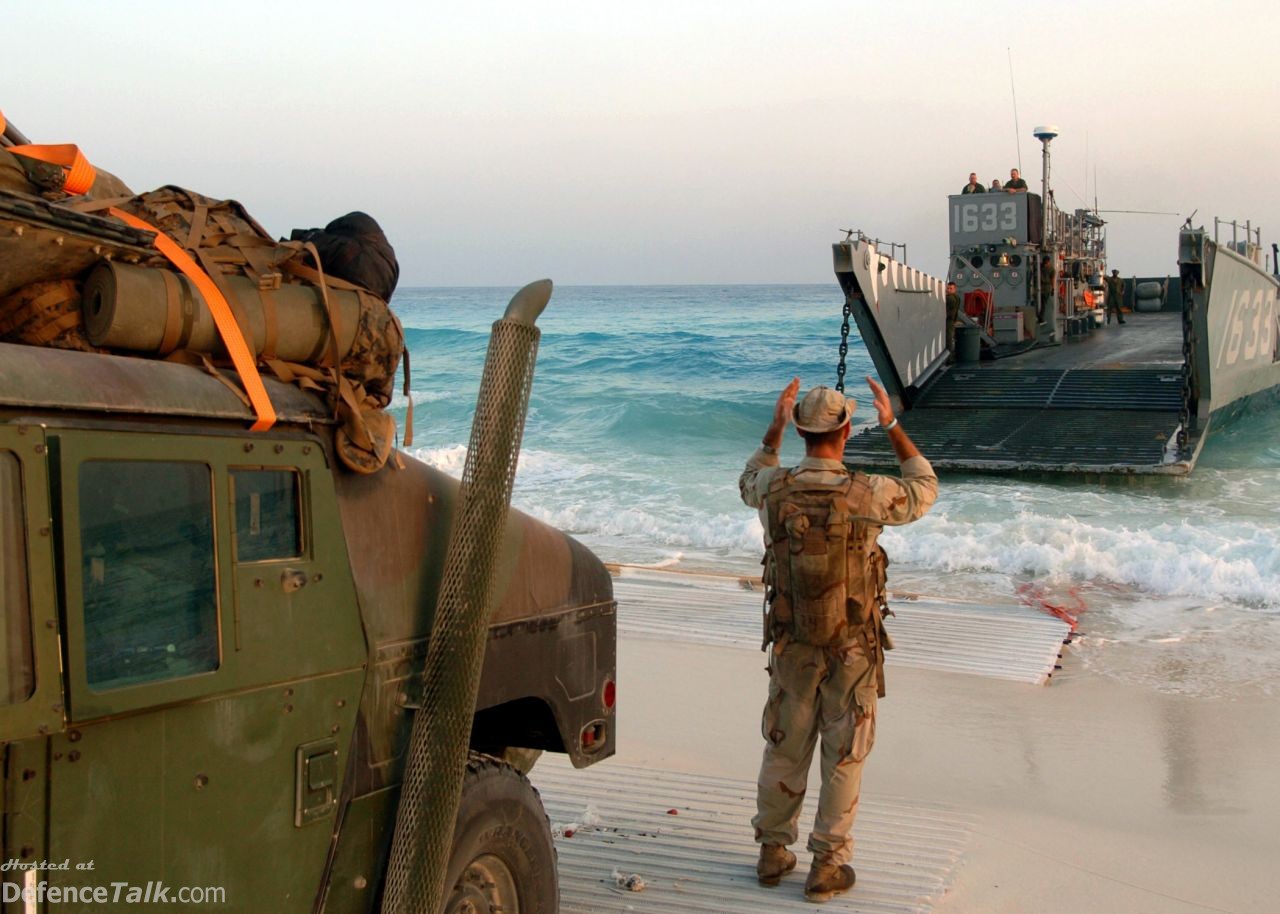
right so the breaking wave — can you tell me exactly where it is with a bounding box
[882,496,1280,609]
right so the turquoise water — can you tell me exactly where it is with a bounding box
[391,284,1280,694]
[395,285,851,566]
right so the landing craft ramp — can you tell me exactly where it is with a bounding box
[843,313,1192,475]
[836,229,1200,475]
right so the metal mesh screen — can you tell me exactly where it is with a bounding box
[382,316,541,914]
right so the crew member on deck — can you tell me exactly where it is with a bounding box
[960,173,986,194]
[1005,169,1028,192]
[945,281,961,362]
[1105,269,1127,325]
[990,179,1003,192]
[1039,255,1054,316]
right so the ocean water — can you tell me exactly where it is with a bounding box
[391,285,1280,696]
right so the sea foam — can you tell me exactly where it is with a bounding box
[883,504,1280,609]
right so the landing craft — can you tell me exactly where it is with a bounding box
[833,127,1280,476]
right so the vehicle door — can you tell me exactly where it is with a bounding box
[44,429,367,911]
[0,425,67,905]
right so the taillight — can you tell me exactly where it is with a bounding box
[602,677,616,711]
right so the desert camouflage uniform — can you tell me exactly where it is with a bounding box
[739,450,936,864]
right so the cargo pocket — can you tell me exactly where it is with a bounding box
[762,677,787,747]
[848,694,877,763]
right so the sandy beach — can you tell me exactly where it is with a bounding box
[613,633,1280,914]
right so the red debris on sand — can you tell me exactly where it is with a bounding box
[1016,582,1086,631]
[563,828,576,838]
[666,808,679,816]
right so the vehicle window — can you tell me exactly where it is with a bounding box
[232,469,302,562]
[79,461,219,690]
[0,452,35,706]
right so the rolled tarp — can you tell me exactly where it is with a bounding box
[81,260,360,363]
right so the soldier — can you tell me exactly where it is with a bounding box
[960,172,986,194]
[740,378,937,903]
[945,281,961,362]
[1039,255,1055,318]
[1105,268,1126,324]
[1005,168,1028,192]
[990,178,1003,192]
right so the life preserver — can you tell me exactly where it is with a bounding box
[963,289,993,333]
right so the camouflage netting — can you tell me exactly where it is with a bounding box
[382,286,546,914]
[0,279,101,352]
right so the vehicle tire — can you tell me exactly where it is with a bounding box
[441,753,558,914]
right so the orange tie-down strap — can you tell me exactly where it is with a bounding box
[108,207,277,431]
[0,110,97,195]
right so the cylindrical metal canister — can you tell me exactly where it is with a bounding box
[81,261,360,363]
[957,325,982,363]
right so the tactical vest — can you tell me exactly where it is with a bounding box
[762,467,892,692]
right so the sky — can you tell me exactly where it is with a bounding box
[7,0,1278,286]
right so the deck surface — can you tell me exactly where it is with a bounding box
[969,308,1183,370]
[850,310,1187,473]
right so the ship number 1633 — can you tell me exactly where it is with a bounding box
[953,201,1018,234]
[1219,286,1278,367]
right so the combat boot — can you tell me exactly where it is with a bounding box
[804,860,855,903]
[755,843,797,886]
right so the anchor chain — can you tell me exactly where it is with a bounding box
[1178,270,1197,458]
[836,297,852,392]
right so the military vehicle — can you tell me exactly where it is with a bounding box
[0,115,616,913]
[832,126,1280,476]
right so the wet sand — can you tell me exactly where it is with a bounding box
[618,636,1280,913]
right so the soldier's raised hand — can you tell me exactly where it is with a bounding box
[774,377,801,427]
[866,376,895,427]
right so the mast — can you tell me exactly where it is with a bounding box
[1033,125,1059,337]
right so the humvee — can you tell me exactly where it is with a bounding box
[0,196,617,912]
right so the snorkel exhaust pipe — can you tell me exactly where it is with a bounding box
[382,280,552,914]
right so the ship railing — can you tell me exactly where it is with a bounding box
[842,229,907,265]
[1213,218,1263,264]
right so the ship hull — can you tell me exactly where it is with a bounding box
[1190,238,1280,414]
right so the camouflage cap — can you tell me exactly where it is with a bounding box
[792,386,855,433]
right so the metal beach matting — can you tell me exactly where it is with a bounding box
[533,758,972,914]
[612,567,1072,685]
